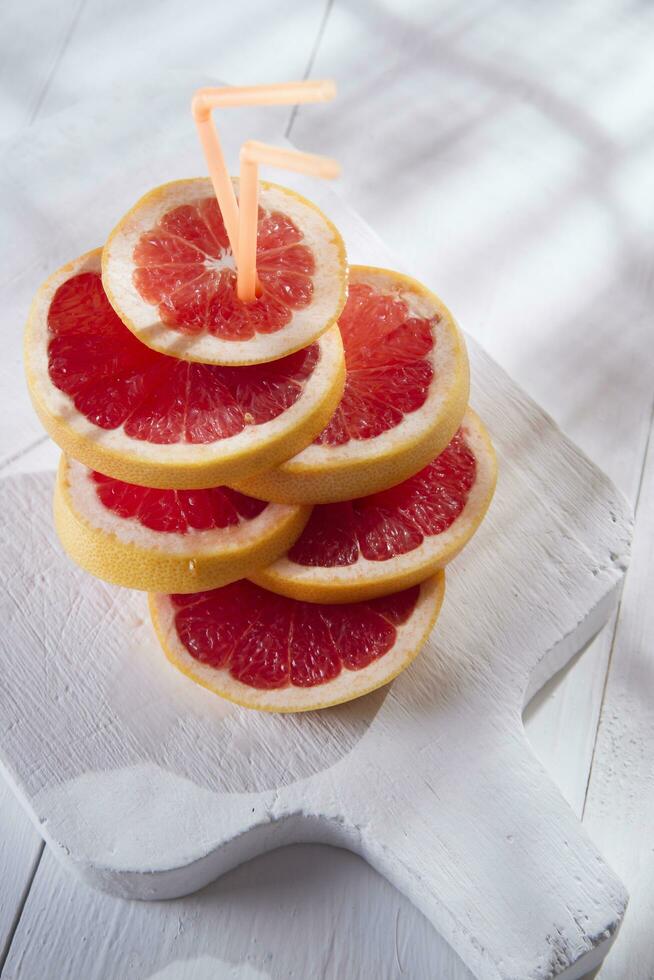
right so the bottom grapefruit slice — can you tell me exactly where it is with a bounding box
[54,456,309,593]
[252,409,496,603]
[149,575,445,712]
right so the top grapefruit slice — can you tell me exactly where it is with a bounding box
[252,409,495,603]
[102,178,348,366]
[234,266,470,503]
[24,249,345,489]
[149,573,444,712]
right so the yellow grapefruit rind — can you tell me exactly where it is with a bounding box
[24,249,346,490]
[53,455,311,594]
[102,177,349,366]
[148,572,445,713]
[233,266,470,504]
[251,408,496,604]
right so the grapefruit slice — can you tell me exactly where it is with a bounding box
[149,574,445,712]
[234,266,469,504]
[53,456,310,594]
[102,178,347,366]
[252,409,496,604]
[24,249,345,489]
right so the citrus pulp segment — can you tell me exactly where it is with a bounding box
[102,178,348,366]
[233,266,469,504]
[252,409,496,603]
[149,573,445,712]
[24,249,345,489]
[53,456,310,594]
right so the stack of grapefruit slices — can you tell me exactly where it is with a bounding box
[24,177,496,713]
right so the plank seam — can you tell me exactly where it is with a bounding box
[285,0,335,138]
[581,392,654,819]
[0,0,88,961]
[27,0,88,127]
[0,436,50,475]
[0,841,44,977]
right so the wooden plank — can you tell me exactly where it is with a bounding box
[0,779,42,967]
[0,249,632,980]
[3,99,640,977]
[0,0,94,955]
[1,843,475,980]
[294,0,654,820]
[523,620,617,815]
[582,414,654,979]
[0,1,329,962]
[34,0,329,122]
[0,0,327,138]
[0,0,85,140]
[1,1,652,976]
[296,0,654,488]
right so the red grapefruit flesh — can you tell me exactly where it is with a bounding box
[90,472,268,532]
[25,250,345,489]
[149,574,445,711]
[54,456,310,594]
[318,281,435,445]
[291,431,476,563]
[234,266,470,503]
[133,203,313,338]
[252,409,496,603]
[102,179,347,365]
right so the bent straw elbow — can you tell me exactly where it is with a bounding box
[193,80,337,119]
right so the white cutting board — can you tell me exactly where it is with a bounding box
[0,81,633,980]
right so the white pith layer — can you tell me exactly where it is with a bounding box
[65,457,298,557]
[102,178,346,364]
[26,249,342,465]
[262,410,494,587]
[150,574,444,711]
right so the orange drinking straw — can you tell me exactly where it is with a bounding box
[237,141,340,303]
[191,81,337,258]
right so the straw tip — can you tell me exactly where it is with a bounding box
[318,79,337,101]
[322,159,342,179]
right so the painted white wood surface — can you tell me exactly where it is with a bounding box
[0,786,42,965]
[0,363,631,980]
[0,0,334,968]
[297,0,654,815]
[0,0,653,976]
[0,0,329,142]
[0,148,634,980]
[2,843,477,980]
[0,0,329,963]
[581,426,654,980]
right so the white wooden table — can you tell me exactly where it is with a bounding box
[1,2,653,977]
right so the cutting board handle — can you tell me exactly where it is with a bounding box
[344,719,627,980]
